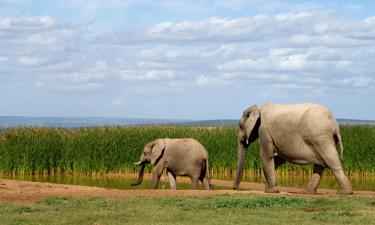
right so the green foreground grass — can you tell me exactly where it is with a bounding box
[0,195,374,225]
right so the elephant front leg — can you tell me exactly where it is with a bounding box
[167,169,177,190]
[304,164,325,194]
[261,155,285,186]
[151,162,165,189]
[260,144,279,193]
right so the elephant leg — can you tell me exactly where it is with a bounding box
[191,176,200,190]
[260,143,279,193]
[167,170,177,190]
[200,177,211,190]
[261,155,285,186]
[318,145,353,195]
[151,162,165,189]
[304,164,325,194]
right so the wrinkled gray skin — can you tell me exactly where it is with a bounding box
[234,103,353,195]
[132,138,212,190]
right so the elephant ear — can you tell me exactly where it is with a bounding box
[242,105,260,143]
[150,140,166,165]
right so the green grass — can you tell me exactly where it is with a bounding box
[0,195,374,225]
[0,125,374,175]
[340,125,375,174]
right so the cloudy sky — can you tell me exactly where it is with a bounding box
[1,0,374,120]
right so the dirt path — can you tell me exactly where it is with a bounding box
[1,178,375,203]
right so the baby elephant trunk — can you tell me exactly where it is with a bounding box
[131,163,146,186]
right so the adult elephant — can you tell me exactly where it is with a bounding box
[233,103,353,195]
[132,138,212,190]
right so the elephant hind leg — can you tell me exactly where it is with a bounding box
[304,164,325,194]
[332,168,353,195]
[317,145,353,195]
[191,176,199,190]
[200,177,213,190]
[198,160,213,190]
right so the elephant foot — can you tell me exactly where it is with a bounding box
[337,188,354,195]
[265,186,280,193]
[303,188,318,195]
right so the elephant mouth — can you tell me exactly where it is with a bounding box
[134,158,152,166]
[134,160,147,166]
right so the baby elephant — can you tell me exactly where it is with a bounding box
[131,138,212,190]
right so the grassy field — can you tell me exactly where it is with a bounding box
[0,125,374,175]
[0,195,374,225]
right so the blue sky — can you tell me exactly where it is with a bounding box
[0,0,375,120]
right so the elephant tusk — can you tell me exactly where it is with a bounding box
[134,161,142,165]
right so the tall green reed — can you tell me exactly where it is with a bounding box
[0,125,373,175]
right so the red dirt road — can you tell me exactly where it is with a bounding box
[1,178,374,203]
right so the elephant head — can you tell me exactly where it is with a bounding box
[131,139,166,186]
[233,105,261,190]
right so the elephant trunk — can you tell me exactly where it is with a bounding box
[131,163,146,186]
[233,138,247,190]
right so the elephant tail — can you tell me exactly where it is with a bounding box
[203,158,214,190]
[335,126,344,161]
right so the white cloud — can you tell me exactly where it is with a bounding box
[99,12,375,51]
[35,72,107,92]
[3,13,375,96]
[112,98,125,106]
[120,69,176,81]
[34,65,109,91]
[259,83,326,98]
[35,81,102,92]
[0,0,32,4]
[334,76,372,88]
[59,72,107,83]
[17,56,44,67]
[0,16,55,29]
[0,16,78,45]
[217,53,323,73]
[25,28,75,45]
[279,54,309,71]
[1,5,375,119]
[364,16,375,23]
[59,0,143,9]
[196,74,231,86]
[0,56,8,63]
